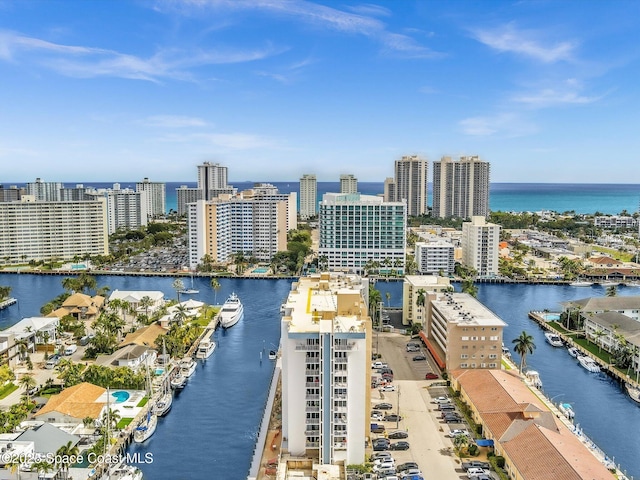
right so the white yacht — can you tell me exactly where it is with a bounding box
[559,403,575,420]
[219,292,244,328]
[196,338,216,359]
[107,463,144,480]
[524,370,543,389]
[133,410,157,443]
[180,357,197,378]
[570,279,593,287]
[170,372,187,389]
[578,356,601,373]
[544,332,564,347]
[625,383,640,403]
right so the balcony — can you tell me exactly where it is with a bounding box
[296,344,320,351]
[333,343,355,351]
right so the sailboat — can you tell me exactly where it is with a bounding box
[153,342,173,416]
[134,368,158,442]
[179,273,199,294]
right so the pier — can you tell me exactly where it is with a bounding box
[0,297,17,310]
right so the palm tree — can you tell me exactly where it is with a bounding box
[453,433,469,456]
[172,304,189,326]
[461,278,478,297]
[32,459,54,480]
[172,279,185,303]
[385,292,391,307]
[606,285,617,297]
[416,288,426,325]
[19,373,37,402]
[210,278,221,305]
[512,331,536,373]
[56,441,80,479]
[592,329,606,352]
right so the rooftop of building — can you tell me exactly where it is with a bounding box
[431,291,507,327]
[282,272,369,334]
[404,275,452,289]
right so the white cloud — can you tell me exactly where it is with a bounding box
[459,113,537,137]
[472,23,576,63]
[141,115,210,128]
[156,130,281,150]
[0,29,283,82]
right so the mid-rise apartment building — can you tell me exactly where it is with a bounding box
[176,185,202,215]
[461,216,500,277]
[425,291,506,371]
[401,275,452,326]
[299,174,317,220]
[187,188,295,268]
[0,185,24,202]
[318,193,406,275]
[432,155,490,219]
[339,174,358,194]
[26,178,63,202]
[136,178,166,217]
[415,239,455,275]
[0,197,108,264]
[280,272,371,465]
[393,155,428,216]
[86,187,149,234]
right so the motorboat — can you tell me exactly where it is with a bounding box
[133,410,157,443]
[107,463,144,480]
[180,357,197,378]
[567,346,580,358]
[544,332,564,347]
[501,344,511,358]
[559,403,575,420]
[219,292,244,328]
[196,338,216,359]
[524,370,542,389]
[170,372,187,389]
[599,280,620,287]
[153,382,173,417]
[578,356,601,373]
[570,280,593,287]
[625,383,640,404]
[268,350,277,360]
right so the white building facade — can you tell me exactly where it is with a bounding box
[299,173,317,220]
[461,216,500,277]
[318,193,406,275]
[176,185,202,215]
[26,178,63,201]
[415,239,455,275]
[0,197,108,264]
[339,174,358,194]
[136,178,166,217]
[280,272,371,465]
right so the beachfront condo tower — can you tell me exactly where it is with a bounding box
[461,216,500,277]
[318,193,406,275]
[432,155,490,219]
[392,154,428,217]
[299,174,317,220]
[280,272,372,465]
[339,174,358,194]
[197,161,235,200]
[136,178,166,217]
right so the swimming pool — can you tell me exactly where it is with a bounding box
[253,267,269,274]
[543,314,561,321]
[155,368,164,376]
[111,390,131,403]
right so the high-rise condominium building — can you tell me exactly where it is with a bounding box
[393,155,428,216]
[461,216,500,277]
[280,272,371,465]
[86,186,149,234]
[415,239,455,275]
[0,185,24,202]
[383,177,396,202]
[197,162,230,200]
[187,187,295,268]
[339,174,358,194]
[0,197,108,264]
[136,178,166,217]
[318,193,406,275]
[432,155,490,219]
[176,185,202,215]
[26,178,63,202]
[299,174,317,220]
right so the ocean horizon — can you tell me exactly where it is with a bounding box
[4,181,640,215]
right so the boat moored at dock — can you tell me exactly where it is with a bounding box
[196,338,216,359]
[545,332,564,347]
[625,383,640,404]
[578,356,601,373]
[219,292,244,328]
[559,402,576,420]
[525,370,543,388]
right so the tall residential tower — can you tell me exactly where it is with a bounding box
[299,174,317,220]
[432,155,490,219]
[393,155,428,216]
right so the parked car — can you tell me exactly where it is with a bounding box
[406,345,420,352]
[466,467,491,479]
[370,451,392,461]
[389,441,410,451]
[438,404,456,411]
[388,431,408,439]
[396,462,419,473]
[399,468,422,478]
[461,461,491,471]
[383,414,402,422]
[425,372,439,380]
[412,354,427,361]
[371,423,386,433]
[447,429,470,438]
[374,461,396,472]
[374,402,393,410]
[379,368,394,375]
[379,385,397,392]
[372,361,388,369]
[373,443,390,451]
[444,415,463,423]
[27,384,40,396]
[432,396,450,404]
[371,412,384,421]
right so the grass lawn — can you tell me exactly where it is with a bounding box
[0,382,18,399]
[592,246,634,262]
[117,418,134,429]
[137,396,148,408]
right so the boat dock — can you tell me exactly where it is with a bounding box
[0,297,17,310]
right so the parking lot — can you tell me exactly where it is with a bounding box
[369,332,495,480]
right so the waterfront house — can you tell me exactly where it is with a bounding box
[47,292,105,322]
[120,323,168,350]
[35,382,106,425]
[1,316,59,367]
[16,422,80,457]
[451,369,614,480]
[108,290,165,313]
[95,344,157,372]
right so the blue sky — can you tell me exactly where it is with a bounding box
[1,0,639,183]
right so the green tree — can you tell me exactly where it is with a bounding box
[416,288,426,324]
[172,279,185,303]
[19,374,37,402]
[55,441,80,479]
[210,278,221,305]
[512,331,536,373]
[606,285,617,297]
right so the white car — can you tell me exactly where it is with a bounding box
[466,467,490,479]
[400,469,422,478]
[373,461,395,472]
[379,384,397,392]
[433,396,451,404]
[448,429,470,438]
[371,412,384,421]
[372,361,388,369]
